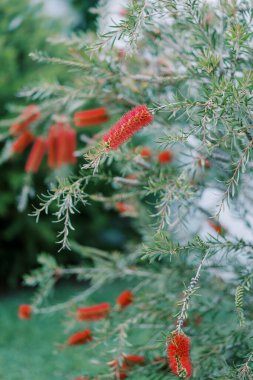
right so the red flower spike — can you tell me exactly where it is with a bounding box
[57,123,69,166]
[21,104,41,124]
[10,121,30,136]
[25,137,47,173]
[115,202,135,214]
[167,332,192,378]
[10,105,41,136]
[74,108,109,127]
[65,128,77,164]
[140,147,152,159]
[76,302,110,321]
[12,130,34,153]
[116,290,134,309]
[123,355,146,365]
[158,150,173,164]
[103,105,153,150]
[208,220,222,234]
[18,304,32,319]
[48,125,59,168]
[67,329,92,346]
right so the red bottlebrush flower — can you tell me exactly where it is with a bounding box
[115,202,135,214]
[76,303,110,321]
[140,147,152,159]
[10,121,30,136]
[208,220,222,234]
[123,355,146,365]
[22,104,41,124]
[167,332,192,378]
[18,304,32,319]
[118,374,127,380]
[157,150,173,164]
[25,137,47,173]
[198,156,211,169]
[103,105,153,150]
[10,105,41,136]
[116,290,134,309]
[65,127,77,164]
[48,124,76,168]
[12,130,34,153]
[47,124,59,168]
[57,123,69,166]
[74,108,109,127]
[67,329,92,346]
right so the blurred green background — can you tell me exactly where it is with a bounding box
[0,0,136,290]
[0,2,140,380]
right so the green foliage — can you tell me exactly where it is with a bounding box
[4,0,253,378]
[0,0,100,288]
[0,0,64,116]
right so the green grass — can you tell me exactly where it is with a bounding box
[0,282,127,380]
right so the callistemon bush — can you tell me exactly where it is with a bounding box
[8,0,253,378]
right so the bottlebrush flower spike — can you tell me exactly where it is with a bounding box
[25,137,47,173]
[103,105,153,150]
[123,355,146,365]
[48,124,59,168]
[115,202,135,214]
[12,130,34,153]
[158,150,173,164]
[48,124,77,168]
[67,329,92,346]
[140,146,152,159]
[10,104,41,136]
[167,332,192,378]
[18,304,32,319]
[208,220,222,234]
[76,302,110,321]
[57,123,69,166]
[116,290,134,309]
[65,127,77,164]
[74,108,109,127]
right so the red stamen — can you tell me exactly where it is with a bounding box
[140,147,152,159]
[18,304,32,319]
[67,329,92,346]
[25,137,47,173]
[74,108,109,127]
[12,130,34,153]
[157,150,173,164]
[116,290,134,309]
[103,105,153,150]
[167,332,192,378]
[76,303,110,321]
